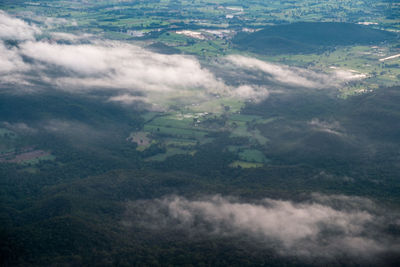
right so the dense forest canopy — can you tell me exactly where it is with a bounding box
[0,0,399,266]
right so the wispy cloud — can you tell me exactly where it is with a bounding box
[226,55,365,89]
[309,118,344,136]
[124,194,400,260]
[20,40,228,93]
[0,11,232,108]
[0,10,41,41]
[2,121,37,134]
[0,11,364,111]
[0,42,29,73]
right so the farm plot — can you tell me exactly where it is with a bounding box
[229,114,271,145]
[0,147,54,165]
[137,111,275,163]
[127,131,153,151]
[143,113,213,140]
[137,112,213,161]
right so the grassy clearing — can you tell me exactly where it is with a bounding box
[188,98,244,114]
[164,138,197,148]
[158,32,191,46]
[238,149,268,163]
[127,131,153,151]
[228,146,268,165]
[177,40,227,57]
[143,112,213,140]
[141,112,161,122]
[229,114,263,122]
[144,147,189,162]
[230,125,268,145]
[251,129,269,145]
[144,125,208,139]
[150,116,194,129]
[137,108,274,162]
[21,154,56,165]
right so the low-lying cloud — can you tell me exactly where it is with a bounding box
[0,11,365,111]
[0,42,30,74]
[2,121,37,134]
[124,194,399,260]
[309,118,344,136]
[1,12,263,109]
[226,55,365,89]
[0,10,40,41]
[19,40,229,95]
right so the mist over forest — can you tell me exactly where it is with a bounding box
[0,1,399,266]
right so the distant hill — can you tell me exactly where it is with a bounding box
[233,22,397,55]
[146,42,181,55]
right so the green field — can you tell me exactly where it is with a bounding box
[145,147,191,162]
[1,1,400,266]
[135,110,274,165]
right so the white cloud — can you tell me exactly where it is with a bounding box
[309,118,344,136]
[3,35,267,108]
[0,43,29,73]
[2,121,37,134]
[0,42,32,86]
[20,41,115,75]
[125,195,400,259]
[0,11,365,111]
[226,55,320,88]
[49,32,93,42]
[0,11,41,41]
[233,85,269,102]
[108,94,148,104]
[226,55,365,89]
